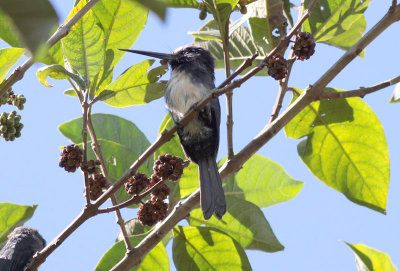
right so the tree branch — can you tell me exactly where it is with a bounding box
[318,75,400,100]
[0,0,102,98]
[222,20,234,158]
[81,90,91,205]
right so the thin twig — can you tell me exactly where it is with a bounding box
[269,0,306,122]
[86,110,133,251]
[0,0,102,98]
[81,90,91,205]
[318,75,400,100]
[97,179,168,214]
[222,20,234,158]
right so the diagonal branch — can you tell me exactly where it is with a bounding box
[0,0,102,98]
[318,75,400,100]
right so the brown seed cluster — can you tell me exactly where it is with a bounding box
[125,172,150,195]
[267,54,288,80]
[88,173,107,200]
[81,159,101,174]
[153,154,189,182]
[137,198,168,226]
[131,154,190,226]
[148,174,170,201]
[293,32,316,61]
[59,144,83,173]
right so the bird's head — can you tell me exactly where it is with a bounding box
[119,45,214,73]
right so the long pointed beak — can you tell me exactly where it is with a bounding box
[119,49,176,60]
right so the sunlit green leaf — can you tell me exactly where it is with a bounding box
[173,226,252,271]
[36,64,85,88]
[0,0,58,55]
[63,0,105,83]
[164,0,200,8]
[285,88,389,213]
[101,60,167,107]
[223,154,303,208]
[303,0,370,51]
[189,196,284,252]
[93,0,148,92]
[248,0,287,49]
[96,235,169,271]
[345,242,398,271]
[0,48,24,82]
[58,114,153,204]
[0,203,37,249]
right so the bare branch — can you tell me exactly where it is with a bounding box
[86,111,133,251]
[222,20,234,158]
[81,90,91,205]
[0,0,102,97]
[318,75,400,100]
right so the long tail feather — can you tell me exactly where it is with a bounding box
[198,158,226,220]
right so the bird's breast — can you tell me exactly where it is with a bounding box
[165,70,209,120]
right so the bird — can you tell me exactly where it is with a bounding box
[0,226,46,271]
[120,45,226,220]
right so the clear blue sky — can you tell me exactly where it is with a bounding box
[0,0,399,270]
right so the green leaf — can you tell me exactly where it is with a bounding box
[203,0,239,37]
[64,88,78,97]
[96,235,169,271]
[62,0,105,83]
[0,9,23,48]
[345,242,398,271]
[285,88,390,213]
[0,48,24,81]
[389,83,400,103]
[92,0,148,92]
[100,60,167,107]
[173,226,252,271]
[223,154,303,208]
[193,20,269,76]
[115,218,173,246]
[0,0,58,55]
[247,0,287,49]
[156,114,199,205]
[130,0,167,19]
[188,196,283,252]
[36,64,85,88]
[0,203,37,249]
[303,0,370,51]
[58,113,153,204]
[164,0,200,8]
[35,39,64,66]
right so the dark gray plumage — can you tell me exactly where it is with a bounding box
[120,46,226,219]
[0,227,46,271]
